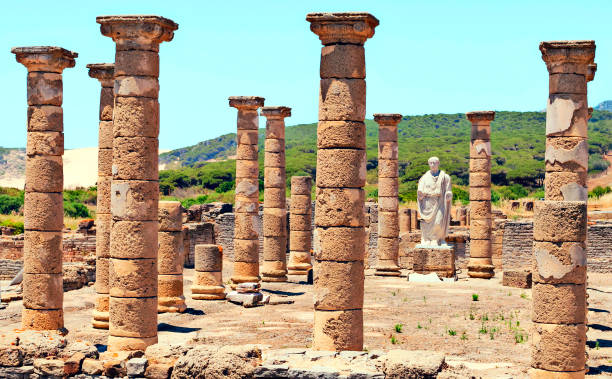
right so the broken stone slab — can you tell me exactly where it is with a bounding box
[226,291,264,307]
[287,365,340,378]
[305,350,338,361]
[254,364,290,378]
[236,282,261,293]
[126,357,148,376]
[381,350,446,379]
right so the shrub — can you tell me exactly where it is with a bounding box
[64,201,91,218]
[453,186,469,205]
[0,219,24,234]
[181,195,209,209]
[589,185,612,199]
[0,195,23,215]
[215,181,234,193]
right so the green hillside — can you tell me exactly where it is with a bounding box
[159,111,612,200]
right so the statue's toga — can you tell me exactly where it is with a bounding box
[417,157,453,246]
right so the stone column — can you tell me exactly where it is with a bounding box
[229,96,265,287]
[192,244,225,300]
[87,63,114,329]
[97,15,178,351]
[399,209,411,234]
[307,12,378,351]
[158,201,186,313]
[12,46,77,330]
[466,111,495,279]
[374,114,402,276]
[261,106,291,282]
[530,40,594,379]
[288,176,313,276]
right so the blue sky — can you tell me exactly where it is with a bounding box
[2,1,610,150]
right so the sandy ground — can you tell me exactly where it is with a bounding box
[0,267,610,378]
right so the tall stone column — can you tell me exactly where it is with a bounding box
[466,111,495,279]
[87,63,115,329]
[97,15,178,351]
[307,12,378,351]
[530,40,594,379]
[158,201,186,313]
[12,46,77,330]
[261,106,291,282]
[374,114,402,276]
[288,176,313,276]
[229,96,265,287]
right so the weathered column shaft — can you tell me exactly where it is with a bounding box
[261,106,291,282]
[87,63,115,329]
[158,201,186,313]
[229,96,265,287]
[530,40,594,378]
[467,111,495,279]
[288,176,313,275]
[97,14,178,351]
[192,244,225,300]
[308,12,378,351]
[12,46,77,330]
[374,114,402,276]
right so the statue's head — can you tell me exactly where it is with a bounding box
[428,156,440,174]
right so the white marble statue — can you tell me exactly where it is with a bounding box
[417,157,453,246]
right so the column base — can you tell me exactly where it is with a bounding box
[529,368,586,378]
[230,275,261,289]
[108,335,158,352]
[467,263,495,279]
[374,261,401,276]
[158,296,187,313]
[288,269,310,276]
[313,309,363,351]
[92,294,109,329]
[22,308,63,331]
[374,269,401,277]
[192,284,226,300]
[262,275,288,282]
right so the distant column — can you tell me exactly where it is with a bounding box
[158,201,186,313]
[192,244,225,300]
[466,111,495,279]
[12,46,77,330]
[87,63,115,329]
[308,12,378,351]
[530,40,594,379]
[288,176,313,276]
[261,106,291,282]
[374,113,402,277]
[97,14,178,351]
[229,96,265,287]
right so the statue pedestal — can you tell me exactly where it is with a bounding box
[412,244,455,278]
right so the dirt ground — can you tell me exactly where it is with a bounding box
[1,265,610,378]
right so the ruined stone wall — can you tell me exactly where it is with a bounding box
[587,224,612,273]
[185,223,215,268]
[0,259,23,280]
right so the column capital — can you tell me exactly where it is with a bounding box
[587,63,597,82]
[373,113,402,125]
[11,46,77,73]
[87,63,115,87]
[466,111,495,123]
[307,12,379,45]
[96,15,178,51]
[261,106,291,119]
[539,40,595,75]
[229,96,265,110]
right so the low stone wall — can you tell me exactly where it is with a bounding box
[587,224,612,273]
[184,222,215,268]
[0,259,23,280]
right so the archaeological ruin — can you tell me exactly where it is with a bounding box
[0,10,610,379]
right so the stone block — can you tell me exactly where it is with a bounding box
[317,121,366,149]
[107,336,158,352]
[533,201,587,242]
[470,200,491,220]
[24,192,63,231]
[469,239,492,258]
[264,138,283,153]
[262,260,287,281]
[319,78,365,121]
[315,227,365,261]
[237,109,259,130]
[194,271,223,287]
[27,72,62,105]
[263,236,287,261]
[549,73,587,94]
[115,50,159,77]
[470,218,492,239]
[195,244,222,272]
[378,196,398,213]
[234,212,259,239]
[315,188,365,227]
[470,139,491,158]
[98,147,112,176]
[377,237,399,260]
[109,297,158,338]
[263,208,287,237]
[313,309,363,351]
[314,260,364,310]
[158,274,184,298]
[0,346,23,367]
[264,187,286,208]
[95,257,110,294]
[469,172,491,187]
[290,194,312,214]
[290,212,311,231]
[382,350,446,379]
[114,76,159,98]
[378,177,398,197]
[21,308,63,330]
[109,258,157,297]
[532,241,586,284]
[265,121,285,141]
[544,171,587,201]
[378,125,398,142]
[236,130,259,145]
[111,180,159,221]
[96,176,111,213]
[237,143,259,160]
[532,283,585,324]
[126,357,148,377]
[233,239,259,263]
[27,105,63,132]
[158,231,183,274]
[531,323,586,372]
[378,159,398,178]
[236,159,260,179]
[412,246,455,277]
[26,131,63,156]
[145,363,173,379]
[96,213,111,256]
[378,211,399,238]
[110,220,158,259]
[265,151,285,168]
[100,88,114,121]
[25,155,63,193]
[291,176,312,195]
[24,230,62,274]
[235,177,259,198]
[264,167,285,188]
[113,97,159,138]
[320,44,365,78]
[290,230,312,252]
[546,94,588,137]
[470,122,491,140]
[502,270,532,288]
[545,136,588,172]
[23,273,63,309]
[316,149,366,188]
[378,141,398,160]
[469,157,490,173]
[231,261,260,284]
[469,186,491,201]
[158,201,182,232]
